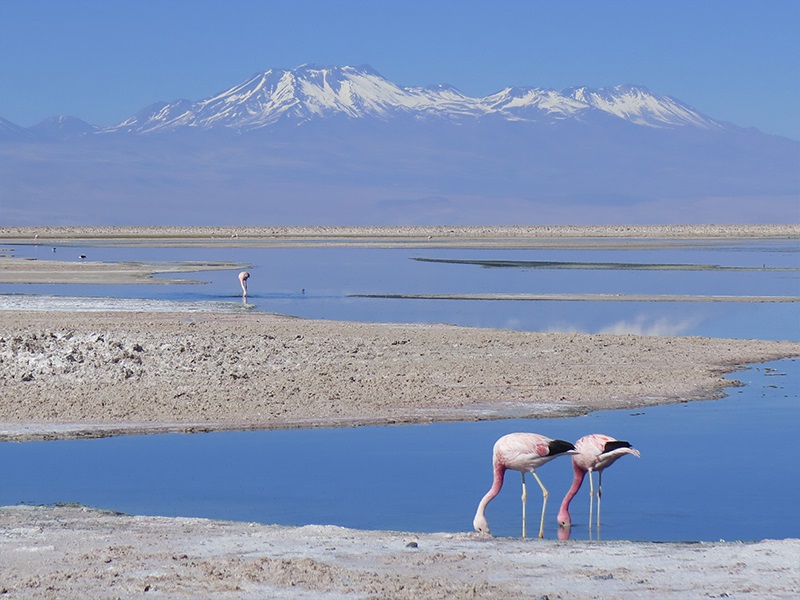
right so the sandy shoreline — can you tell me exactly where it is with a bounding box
[2,223,799,247]
[2,224,799,598]
[0,256,249,285]
[2,505,798,599]
[1,310,798,442]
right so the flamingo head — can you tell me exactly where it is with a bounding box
[557,509,572,528]
[473,514,491,535]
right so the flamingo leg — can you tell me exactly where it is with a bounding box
[588,469,595,531]
[520,472,528,539]
[597,470,603,532]
[530,470,549,539]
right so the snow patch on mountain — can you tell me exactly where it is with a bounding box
[483,87,589,121]
[568,85,721,129]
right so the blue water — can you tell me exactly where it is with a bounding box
[1,238,798,541]
[1,359,797,541]
[3,239,799,340]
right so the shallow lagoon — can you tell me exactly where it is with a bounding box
[1,359,797,541]
[1,238,798,541]
[4,238,799,340]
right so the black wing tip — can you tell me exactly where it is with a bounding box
[548,439,576,456]
[603,440,633,453]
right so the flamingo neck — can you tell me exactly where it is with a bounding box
[558,461,587,526]
[475,462,506,519]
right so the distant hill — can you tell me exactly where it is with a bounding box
[1,64,797,225]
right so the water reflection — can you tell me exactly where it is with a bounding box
[2,240,799,341]
[1,359,797,542]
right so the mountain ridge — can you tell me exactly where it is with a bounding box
[1,64,795,226]
[3,64,731,137]
[107,64,728,133]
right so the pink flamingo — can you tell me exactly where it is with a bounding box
[557,433,640,532]
[474,433,577,539]
[238,271,250,298]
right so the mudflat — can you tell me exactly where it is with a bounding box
[1,310,798,441]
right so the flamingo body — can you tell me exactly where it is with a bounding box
[474,432,576,538]
[557,433,640,530]
[238,271,250,298]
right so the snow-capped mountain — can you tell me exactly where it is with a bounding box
[1,63,795,227]
[104,64,725,134]
[107,65,485,132]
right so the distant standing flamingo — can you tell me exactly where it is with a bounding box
[557,433,640,532]
[474,433,577,539]
[238,271,250,298]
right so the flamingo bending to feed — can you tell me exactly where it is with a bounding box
[557,433,640,531]
[474,432,577,539]
[238,271,250,298]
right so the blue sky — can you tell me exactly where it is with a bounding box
[1,0,798,140]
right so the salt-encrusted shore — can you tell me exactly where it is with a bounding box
[1,224,798,598]
[2,504,798,599]
[1,310,798,442]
